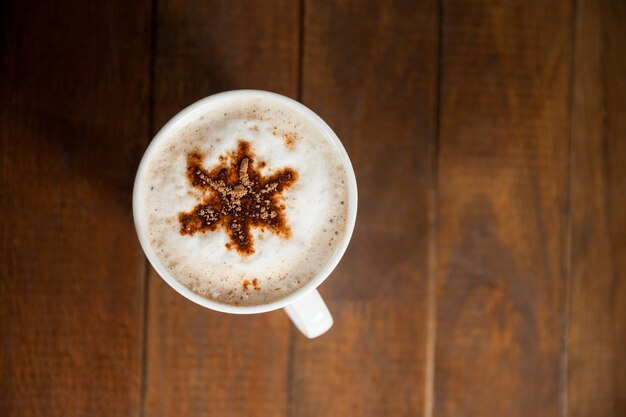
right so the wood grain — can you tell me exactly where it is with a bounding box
[0,0,151,416]
[144,1,300,416]
[568,0,626,416]
[291,1,438,416]
[433,1,571,416]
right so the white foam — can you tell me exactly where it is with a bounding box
[138,96,350,306]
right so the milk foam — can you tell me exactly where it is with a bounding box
[139,95,350,306]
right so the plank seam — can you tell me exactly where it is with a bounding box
[140,0,158,414]
[561,0,579,416]
[424,1,444,416]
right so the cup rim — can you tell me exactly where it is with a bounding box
[132,90,358,314]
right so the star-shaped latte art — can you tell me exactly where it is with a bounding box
[178,141,297,255]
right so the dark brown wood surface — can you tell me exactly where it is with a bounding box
[434,1,571,416]
[0,0,151,415]
[568,0,626,416]
[1,0,624,416]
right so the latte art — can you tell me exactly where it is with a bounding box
[178,141,297,255]
[138,94,350,306]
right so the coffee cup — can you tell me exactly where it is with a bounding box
[133,90,357,338]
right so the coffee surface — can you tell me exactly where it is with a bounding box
[138,95,350,306]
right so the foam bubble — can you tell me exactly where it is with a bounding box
[139,95,350,306]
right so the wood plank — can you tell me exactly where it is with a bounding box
[292,1,438,416]
[144,1,300,416]
[433,1,571,416]
[568,0,626,416]
[0,0,151,416]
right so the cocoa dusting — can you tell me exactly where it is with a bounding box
[242,278,261,291]
[283,132,298,150]
[178,140,297,255]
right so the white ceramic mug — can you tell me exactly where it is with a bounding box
[132,90,357,338]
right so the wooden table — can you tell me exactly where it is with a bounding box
[1,0,624,416]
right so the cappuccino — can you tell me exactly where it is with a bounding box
[137,94,350,306]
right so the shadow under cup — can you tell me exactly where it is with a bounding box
[132,90,357,338]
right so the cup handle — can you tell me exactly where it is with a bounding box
[284,289,333,338]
